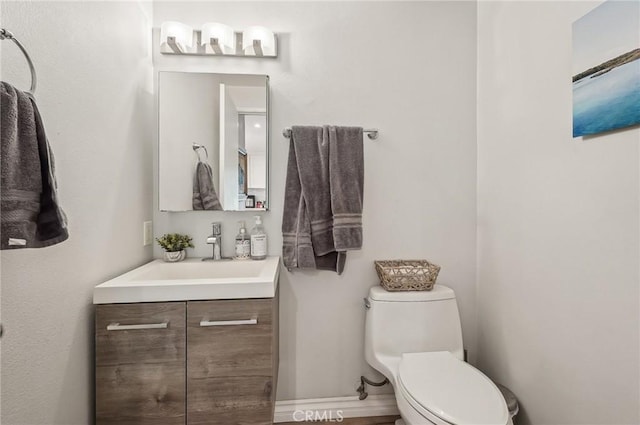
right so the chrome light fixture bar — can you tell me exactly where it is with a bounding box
[159,22,277,58]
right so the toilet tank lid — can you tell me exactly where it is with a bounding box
[368,285,455,302]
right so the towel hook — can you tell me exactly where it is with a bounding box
[0,28,37,95]
[192,143,208,162]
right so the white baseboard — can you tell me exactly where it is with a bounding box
[274,394,399,423]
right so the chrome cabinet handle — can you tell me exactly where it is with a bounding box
[107,322,169,331]
[199,317,258,327]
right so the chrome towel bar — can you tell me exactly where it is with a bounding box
[283,127,378,140]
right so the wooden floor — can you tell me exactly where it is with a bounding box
[280,416,400,424]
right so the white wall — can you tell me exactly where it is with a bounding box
[153,1,478,400]
[0,2,154,424]
[477,2,640,424]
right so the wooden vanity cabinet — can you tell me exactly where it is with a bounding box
[95,294,278,425]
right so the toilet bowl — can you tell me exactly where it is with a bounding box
[364,285,512,425]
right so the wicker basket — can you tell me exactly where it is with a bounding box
[374,260,441,291]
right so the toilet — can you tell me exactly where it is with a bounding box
[364,285,513,425]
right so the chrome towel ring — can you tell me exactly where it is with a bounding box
[0,28,37,95]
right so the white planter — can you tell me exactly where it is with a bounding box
[163,250,186,262]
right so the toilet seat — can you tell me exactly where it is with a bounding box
[398,351,508,425]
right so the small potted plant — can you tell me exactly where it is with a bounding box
[156,233,194,262]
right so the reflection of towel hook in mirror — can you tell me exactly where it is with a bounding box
[192,143,208,162]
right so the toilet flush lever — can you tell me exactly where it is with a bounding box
[363,298,370,309]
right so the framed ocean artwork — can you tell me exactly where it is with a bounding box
[572,0,640,138]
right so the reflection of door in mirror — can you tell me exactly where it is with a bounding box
[219,85,267,210]
[158,73,268,211]
[242,114,267,208]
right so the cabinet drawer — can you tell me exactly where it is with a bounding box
[96,302,185,366]
[187,299,274,377]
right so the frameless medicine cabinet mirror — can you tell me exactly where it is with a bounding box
[158,72,269,211]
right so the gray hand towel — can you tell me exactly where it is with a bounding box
[192,160,222,210]
[1,82,68,249]
[329,126,364,250]
[282,125,363,274]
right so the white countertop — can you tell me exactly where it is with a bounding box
[93,256,280,304]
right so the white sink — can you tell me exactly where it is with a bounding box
[93,256,280,304]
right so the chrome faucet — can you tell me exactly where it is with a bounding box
[203,222,223,261]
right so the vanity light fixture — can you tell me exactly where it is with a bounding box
[201,23,236,55]
[160,21,194,53]
[159,21,277,58]
[242,26,277,57]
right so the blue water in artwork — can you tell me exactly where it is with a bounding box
[573,59,640,137]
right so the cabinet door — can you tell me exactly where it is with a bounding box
[187,299,275,425]
[96,302,186,425]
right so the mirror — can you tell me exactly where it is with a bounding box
[159,72,269,211]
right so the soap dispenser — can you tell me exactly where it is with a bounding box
[250,215,267,260]
[234,221,250,260]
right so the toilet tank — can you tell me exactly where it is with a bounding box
[364,285,464,363]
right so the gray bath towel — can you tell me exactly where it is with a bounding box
[192,161,222,210]
[282,126,327,271]
[282,125,364,274]
[1,82,68,249]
